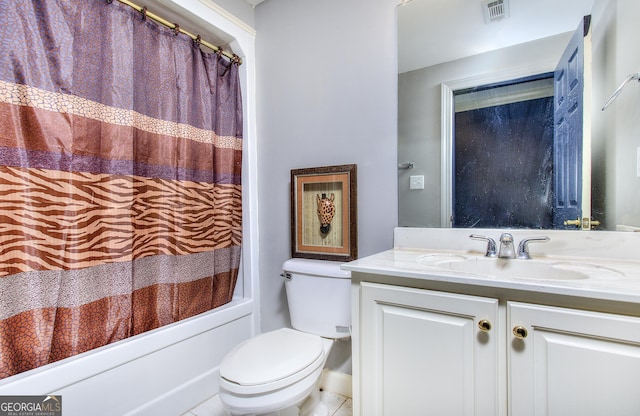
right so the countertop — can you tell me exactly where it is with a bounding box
[342,228,640,305]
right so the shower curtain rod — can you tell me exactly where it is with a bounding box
[113,0,242,65]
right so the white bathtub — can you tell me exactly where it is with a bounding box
[0,297,254,416]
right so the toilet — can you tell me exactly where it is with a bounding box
[218,258,351,416]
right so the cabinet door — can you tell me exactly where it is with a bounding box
[360,282,499,416]
[508,302,640,416]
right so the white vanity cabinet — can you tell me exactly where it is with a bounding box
[354,281,640,416]
[359,282,500,415]
[508,302,640,416]
[347,229,640,415]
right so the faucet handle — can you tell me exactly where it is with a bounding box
[517,236,550,259]
[469,234,497,257]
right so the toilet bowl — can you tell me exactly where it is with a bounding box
[218,328,334,415]
[218,259,351,416]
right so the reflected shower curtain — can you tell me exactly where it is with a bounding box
[0,0,242,379]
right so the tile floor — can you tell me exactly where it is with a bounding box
[183,391,352,416]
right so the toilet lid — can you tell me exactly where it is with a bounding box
[220,328,324,386]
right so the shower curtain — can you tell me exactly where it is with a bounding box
[0,0,243,379]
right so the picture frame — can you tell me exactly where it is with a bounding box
[290,164,357,262]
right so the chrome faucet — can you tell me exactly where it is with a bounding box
[470,233,550,259]
[498,233,515,258]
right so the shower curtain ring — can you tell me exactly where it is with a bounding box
[173,24,180,36]
[141,6,147,21]
[215,47,224,57]
[194,35,202,46]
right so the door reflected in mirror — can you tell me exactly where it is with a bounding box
[453,75,555,228]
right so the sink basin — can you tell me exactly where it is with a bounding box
[417,254,623,280]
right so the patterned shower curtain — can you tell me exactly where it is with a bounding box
[0,0,242,379]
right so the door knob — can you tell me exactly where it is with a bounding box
[564,217,581,227]
[564,217,601,230]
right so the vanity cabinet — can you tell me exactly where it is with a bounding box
[359,282,500,415]
[356,281,640,416]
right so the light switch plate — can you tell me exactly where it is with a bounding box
[410,175,425,190]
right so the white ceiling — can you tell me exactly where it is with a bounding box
[398,0,596,73]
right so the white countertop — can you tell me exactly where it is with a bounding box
[343,228,640,304]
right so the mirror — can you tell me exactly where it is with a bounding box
[398,0,640,231]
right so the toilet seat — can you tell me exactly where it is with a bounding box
[220,328,325,395]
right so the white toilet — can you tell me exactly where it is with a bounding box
[218,258,351,416]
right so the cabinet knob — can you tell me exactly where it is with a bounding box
[513,326,528,339]
[478,319,492,332]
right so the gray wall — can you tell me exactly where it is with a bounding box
[254,0,398,374]
[610,0,640,228]
[592,0,640,229]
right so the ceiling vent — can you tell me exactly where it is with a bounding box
[483,0,510,23]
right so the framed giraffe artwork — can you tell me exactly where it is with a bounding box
[290,164,357,262]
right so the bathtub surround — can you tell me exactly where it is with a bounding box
[0,0,242,379]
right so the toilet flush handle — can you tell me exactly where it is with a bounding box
[280,272,292,281]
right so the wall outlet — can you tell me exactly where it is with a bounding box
[409,175,425,190]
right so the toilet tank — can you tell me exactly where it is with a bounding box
[282,258,351,339]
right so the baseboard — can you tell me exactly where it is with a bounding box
[319,369,352,398]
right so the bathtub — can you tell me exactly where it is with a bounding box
[0,297,254,416]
